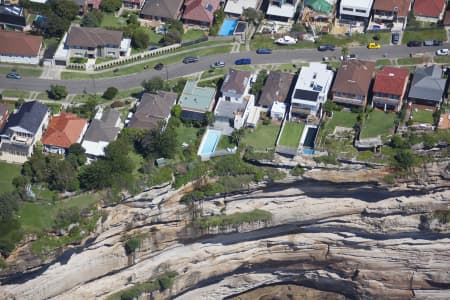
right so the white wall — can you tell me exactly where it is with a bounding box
[0,55,40,65]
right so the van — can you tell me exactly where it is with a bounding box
[423,40,434,46]
[235,58,251,65]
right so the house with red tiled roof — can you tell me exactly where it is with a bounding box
[0,31,43,64]
[42,113,88,155]
[182,0,220,27]
[372,0,411,30]
[413,0,445,23]
[372,67,410,112]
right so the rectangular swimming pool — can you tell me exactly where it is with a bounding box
[219,19,238,36]
[198,129,222,155]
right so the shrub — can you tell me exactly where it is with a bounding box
[110,100,124,108]
[124,237,141,254]
[102,87,118,100]
[291,166,305,176]
[48,85,68,100]
[313,155,338,165]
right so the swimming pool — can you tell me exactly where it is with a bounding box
[198,129,222,156]
[219,19,238,36]
[302,148,315,155]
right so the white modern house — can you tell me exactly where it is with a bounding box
[339,0,374,22]
[266,0,299,22]
[224,0,261,16]
[289,63,334,120]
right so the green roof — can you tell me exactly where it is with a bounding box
[179,80,216,112]
[305,0,333,14]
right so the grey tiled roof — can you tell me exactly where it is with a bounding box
[1,101,48,136]
[408,65,446,102]
[83,109,121,143]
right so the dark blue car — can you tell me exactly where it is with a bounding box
[235,58,251,65]
[256,48,272,54]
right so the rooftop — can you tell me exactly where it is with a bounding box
[224,0,259,15]
[1,101,48,136]
[141,0,184,19]
[408,65,446,102]
[182,0,220,24]
[179,80,216,112]
[293,62,334,102]
[373,0,411,17]
[42,113,87,149]
[332,60,375,96]
[66,26,123,48]
[267,0,299,18]
[0,31,43,57]
[373,66,410,96]
[258,71,295,107]
[340,0,373,9]
[221,68,252,96]
[413,0,445,18]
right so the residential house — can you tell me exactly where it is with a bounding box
[123,0,145,9]
[140,0,184,21]
[372,0,411,31]
[85,0,102,10]
[224,0,261,17]
[303,0,336,25]
[339,0,374,23]
[0,31,43,65]
[66,26,127,59]
[290,62,334,120]
[266,0,299,22]
[2,0,21,5]
[42,113,88,155]
[128,91,178,130]
[0,101,49,163]
[0,5,26,30]
[82,107,122,160]
[372,66,409,112]
[331,60,376,108]
[413,0,445,23]
[258,71,295,120]
[408,65,446,107]
[182,0,220,27]
[178,80,216,121]
[214,68,257,129]
[0,104,9,130]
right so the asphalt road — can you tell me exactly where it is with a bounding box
[0,44,447,94]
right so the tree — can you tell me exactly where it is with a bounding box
[132,27,150,49]
[102,86,119,100]
[100,0,122,12]
[231,128,245,145]
[166,19,183,34]
[162,30,182,45]
[127,13,138,26]
[242,8,264,25]
[48,85,68,100]
[43,12,70,38]
[140,123,179,158]
[171,104,182,118]
[49,0,79,20]
[82,10,103,27]
[393,150,415,170]
[251,70,267,96]
[67,143,87,167]
[0,192,20,223]
[204,111,215,126]
[142,76,164,93]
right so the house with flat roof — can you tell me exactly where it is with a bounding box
[0,5,26,30]
[339,0,374,23]
[372,67,409,112]
[42,113,88,155]
[182,0,220,27]
[372,0,411,31]
[290,63,333,120]
[0,101,49,163]
[408,65,446,107]
[413,0,445,23]
[140,0,184,21]
[266,0,299,22]
[179,80,216,121]
[0,31,43,64]
[82,108,122,160]
[66,26,127,59]
[331,60,375,108]
[128,91,178,130]
[258,71,295,120]
[224,0,261,16]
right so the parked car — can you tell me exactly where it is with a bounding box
[433,40,443,46]
[368,42,381,49]
[148,46,158,51]
[211,61,225,68]
[275,36,297,45]
[391,32,400,44]
[6,72,21,79]
[317,44,335,51]
[340,54,357,61]
[407,40,422,47]
[183,56,199,64]
[154,63,164,70]
[256,48,272,54]
[235,58,251,65]
[436,49,449,56]
[423,40,435,46]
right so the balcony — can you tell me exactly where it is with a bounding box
[333,95,365,107]
[372,96,401,106]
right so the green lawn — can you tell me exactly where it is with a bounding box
[100,13,127,28]
[376,59,393,66]
[1,90,30,99]
[434,56,450,63]
[318,32,391,47]
[250,35,316,51]
[216,135,234,150]
[183,29,207,42]
[402,28,447,44]
[18,193,99,234]
[324,111,358,133]
[242,123,280,150]
[412,109,434,124]
[35,92,50,100]
[61,44,233,80]
[397,57,431,65]
[71,94,103,103]
[0,162,21,193]
[360,111,396,139]
[176,124,201,146]
[200,67,227,79]
[0,66,42,77]
[278,122,304,148]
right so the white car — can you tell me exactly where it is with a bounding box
[275,36,298,45]
[436,49,449,56]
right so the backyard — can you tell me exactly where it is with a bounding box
[321,111,358,137]
[360,110,397,139]
[402,28,447,44]
[278,122,304,148]
[411,109,435,124]
[0,162,21,193]
[183,29,207,42]
[242,123,280,150]
[176,124,201,146]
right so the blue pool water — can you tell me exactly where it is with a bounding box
[219,19,238,36]
[302,148,315,155]
[199,129,221,155]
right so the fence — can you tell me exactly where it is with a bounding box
[66,63,86,70]
[94,43,181,71]
[181,37,208,47]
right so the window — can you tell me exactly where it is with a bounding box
[342,7,353,12]
[356,9,366,14]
